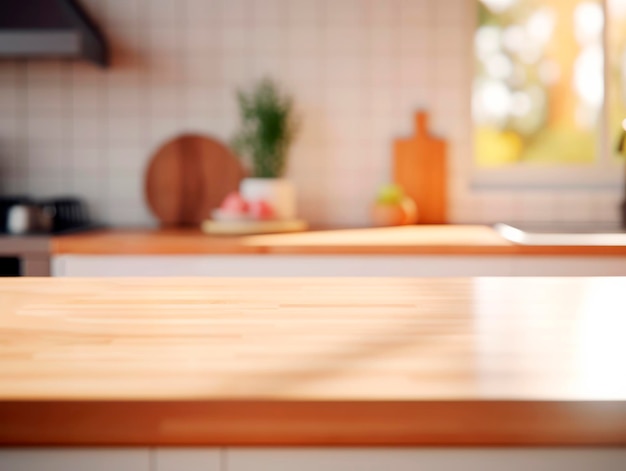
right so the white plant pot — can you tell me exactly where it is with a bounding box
[240,178,296,220]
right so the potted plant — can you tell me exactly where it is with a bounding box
[232,78,298,220]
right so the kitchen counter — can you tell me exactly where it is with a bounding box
[51,225,626,256]
[1,277,626,446]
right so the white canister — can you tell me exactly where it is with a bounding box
[6,205,31,234]
[240,178,296,220]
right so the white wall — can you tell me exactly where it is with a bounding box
[0,0,621,227]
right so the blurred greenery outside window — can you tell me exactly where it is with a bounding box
[474,0,626,176]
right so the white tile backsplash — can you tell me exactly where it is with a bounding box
[287,0,323,25]
[26,87,67,111]
[220,0,249,26]
[0,0,621,227]
[72,116,105,143]
[148,0,181,27]
[185,0,221,28]
[252,0,287,26]
[552,193,594,223]
[590,193,623,222]
[325,0,365,28]
[518,193,557,223]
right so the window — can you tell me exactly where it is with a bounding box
[473,0,623,188]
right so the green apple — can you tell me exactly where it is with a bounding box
[376,184,405,205]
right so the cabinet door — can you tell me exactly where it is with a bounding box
[513,257,626,276]
[153,448,220,471]
[0,449,150,471]
[225,448,626,471]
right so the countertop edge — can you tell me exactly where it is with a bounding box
[48,226,626,257]
[2,400,626,446]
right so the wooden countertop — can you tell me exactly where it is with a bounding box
[1,277,626,446]
[51,225,626,256]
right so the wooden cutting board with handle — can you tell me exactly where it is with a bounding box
[145,134,245,226]
[393,112,447,224]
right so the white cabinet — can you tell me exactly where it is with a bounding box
[225,448,626,471]
[52,255,515,277]
[512,256,626,276]
[2,448,624,471]
[52,254,626,278]
[153,448,220,471]
[0,449,150,471]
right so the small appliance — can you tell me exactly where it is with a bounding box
[0,196,94,235]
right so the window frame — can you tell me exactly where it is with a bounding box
[471,0,623,190]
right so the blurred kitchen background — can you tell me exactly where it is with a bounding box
[0,0,623,228]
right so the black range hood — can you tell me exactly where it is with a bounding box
[0,0,109,68]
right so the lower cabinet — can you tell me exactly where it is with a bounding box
[0,449,152,471]
[52,254,626,277]
[153,449,220,471]
[1,448,625,471]
[51,254,516,277]
[226,448,626,471]
[513,256,626,276]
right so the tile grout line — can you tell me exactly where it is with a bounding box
[66,60,74,193]
[18,61,30,195]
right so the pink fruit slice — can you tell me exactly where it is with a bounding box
[221,191,249,214]
[249,200,275,220]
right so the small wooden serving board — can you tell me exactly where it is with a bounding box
[394,112,447,224]
[202,219,308,235]
[145,134,245,226]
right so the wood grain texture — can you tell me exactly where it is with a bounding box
[1,277,626,445]
[394,112,447,224]
[51,226,626,256]
[145,134,245,226]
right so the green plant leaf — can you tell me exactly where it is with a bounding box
[231,78,298,178]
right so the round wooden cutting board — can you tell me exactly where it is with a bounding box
[145,134,246,226]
